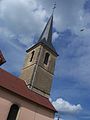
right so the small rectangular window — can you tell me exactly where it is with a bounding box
[44,52,50,65]
[30,51,35,62]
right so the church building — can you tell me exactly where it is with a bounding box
[0,13,58,120]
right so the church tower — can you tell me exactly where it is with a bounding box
[20,14,58,98]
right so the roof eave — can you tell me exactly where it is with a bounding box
[26,42,59,57]
[0,85,56,112]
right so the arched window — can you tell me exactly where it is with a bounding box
[7,104,19,120]
[44,52,50,65]
[30,51,35,62]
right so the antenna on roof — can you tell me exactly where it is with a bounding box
[52,1,56,14]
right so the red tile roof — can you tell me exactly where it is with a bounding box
[0,50,6,66]
[0,68,56,112]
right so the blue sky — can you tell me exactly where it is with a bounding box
[0,0,90,120]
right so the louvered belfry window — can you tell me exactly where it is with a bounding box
[44,52,50,65]
[30,51,35,62]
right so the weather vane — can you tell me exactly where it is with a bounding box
[52,2,56,14]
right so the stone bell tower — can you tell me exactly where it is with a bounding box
[20,14,58,98]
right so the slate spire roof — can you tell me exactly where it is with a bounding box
[27,14,58,56]
[37,14,58,56]
[38,15,53,44]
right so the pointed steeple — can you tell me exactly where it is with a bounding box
[39,14,53,44]
[37,14,58,56]
[27,14,58,56]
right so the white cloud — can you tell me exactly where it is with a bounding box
[0,0,48,47]
[52,32,59,42]
[54,0,86,32]
[0,0,90,47]
[52,98,82,114]
[38,0,90,37]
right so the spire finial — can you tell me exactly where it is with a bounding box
[52,2,56,14]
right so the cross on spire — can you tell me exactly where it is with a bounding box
[52,2,56,14]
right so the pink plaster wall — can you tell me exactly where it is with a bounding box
[0,88,54,120]
[18,107,54,120]
[0,97,12,120]
[18,107,35,120]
